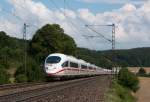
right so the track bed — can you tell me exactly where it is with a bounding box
[0,75,111,102]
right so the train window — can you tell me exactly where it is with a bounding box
[81,65,87,69]
[46,56,61,64]
[70,62,78,68]
[62,61,69,67]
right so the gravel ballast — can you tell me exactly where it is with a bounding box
[31,75,111,102]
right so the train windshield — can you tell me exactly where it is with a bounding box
[46,56,61,64]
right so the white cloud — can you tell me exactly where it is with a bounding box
[0,0,150,50]
[120,3,136,12]
[77,2,150,49]
[0,0,78,39]
[78,9,95,23]
[0,17,22,38]
[61,8,77,19]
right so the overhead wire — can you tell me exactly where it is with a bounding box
[0,7,24,23]
[65,1,119,69]
[1,0,82,39]
[62,0,112,51]
[1,5,41,30]
[65,1,94,36]
[2,0,96,39]
[0,7,27,38]
[50,0,112,66]
[1,0,112,44]
[0,0,118,69]
[86,25,112,43]
[65,1,113,43]
[49,0,87,35]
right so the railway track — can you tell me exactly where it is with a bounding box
[0,75,111,102]
[0,82,48,91]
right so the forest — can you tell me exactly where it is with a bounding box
[77,47,150,67]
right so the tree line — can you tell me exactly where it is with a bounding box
[77,47,150,68]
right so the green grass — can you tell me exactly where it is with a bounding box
[105,81,136,102]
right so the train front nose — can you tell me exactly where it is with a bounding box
[45,55,61,76]
[45,64,56,73]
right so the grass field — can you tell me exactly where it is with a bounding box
[135,77,150,102]
[128,67,150,74]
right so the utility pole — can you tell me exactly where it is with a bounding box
[112,24,115,50]
[111,24,117,77]
[85,24,116,50]
[23,23,29,75]
[85,23,116,78]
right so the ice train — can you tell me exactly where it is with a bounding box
[44,53,112,77]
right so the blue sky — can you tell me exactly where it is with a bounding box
[40,0,122,13]
[0,0,150,50]
[0,0,122,14]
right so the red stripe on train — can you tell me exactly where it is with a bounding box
[47,67,95,76]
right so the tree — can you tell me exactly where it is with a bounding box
[0,31,24,70]
[29,24,76,62]
[0,31,10,47]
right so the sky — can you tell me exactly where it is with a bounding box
[0,0,150,50]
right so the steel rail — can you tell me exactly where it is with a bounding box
[0,82,48,91]
[0,76,106,102]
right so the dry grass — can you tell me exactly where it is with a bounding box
[135,77,150,102]
[128,67,150,74]
[7,68,17,83]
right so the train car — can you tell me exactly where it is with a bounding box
[44,53,111,78]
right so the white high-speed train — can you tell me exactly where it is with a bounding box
[44,53,112,77]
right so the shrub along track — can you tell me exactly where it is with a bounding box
[0,75,111,102]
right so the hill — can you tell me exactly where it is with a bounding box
[1,31,150,70]
[76,47,150,67]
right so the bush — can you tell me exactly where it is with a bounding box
[0,64,4,69]
[147,73,150,77]
[118,68,139,92]
[15,57,45,82]
[137,68,146,76]
[0,62,9,69]
[105,81,136,102]
[0,68,10,84]
[15,74,28,83]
